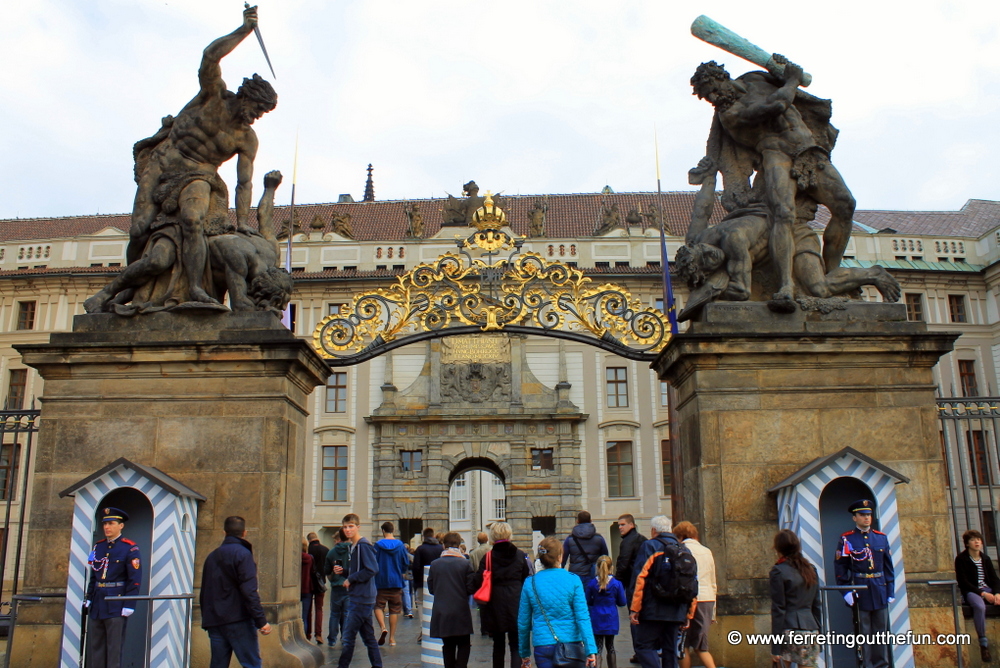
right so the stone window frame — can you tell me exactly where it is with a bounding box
[400,449,423,473]
[530,448,554,471]
[326,372,348,413]
[451,473,468,521]
[321,445,348,502]
[605,440,635,498]
[606,367,629,409]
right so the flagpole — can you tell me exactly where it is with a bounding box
[654,125,678,335]
[281,133,298,330]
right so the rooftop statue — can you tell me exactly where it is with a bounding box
[441,180,488,227]
[84,6,283,315]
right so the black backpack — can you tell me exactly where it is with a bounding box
[648,537,698,605]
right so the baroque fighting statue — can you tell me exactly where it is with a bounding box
[676,28,900,318]
[84,6,292,316]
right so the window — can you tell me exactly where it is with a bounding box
[606,367,628,408]
[661,439,672,496]
[326,372,347,413]
[967,431,991,486]
[984,510,998,546]
[0,444,20,501]
[16,301,36,330]
[948,295,967,323]
[531,448,554,470]
[660,381,669,407]
[606,441,634,497]
[328,303,346,317]
[393,265,405,271]
[451,473,468,520]
[655,298,664,312]
[595,262,610,269]
[288,303,298,333]
[904,293,923,322]
[321,445,348,502]
[375,265,387,271]
[401,450,422,472]
[5,369,27,410]
[614,261,630,268]
[493,496,506,521]
[959,360,980,397]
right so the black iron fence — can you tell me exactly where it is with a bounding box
[0,408,40,605]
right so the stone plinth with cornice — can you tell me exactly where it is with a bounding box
[11,311,327,667]
[653,302,960,668]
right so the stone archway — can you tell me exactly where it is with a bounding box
[368,335,587,548]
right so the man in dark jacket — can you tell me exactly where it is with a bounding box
[412,527,443,592]
[335,513,381,668]
[562,510,609,583]
[200,516,272,668]
[615,513,645,664]
[325,529,351,647]
[306,532,329,645]
[629,515,692,668]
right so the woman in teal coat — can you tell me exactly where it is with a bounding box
[517,536,598,668]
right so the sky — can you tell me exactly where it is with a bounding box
[3,1,1000,220]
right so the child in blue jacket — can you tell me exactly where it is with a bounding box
[585,555,627,667]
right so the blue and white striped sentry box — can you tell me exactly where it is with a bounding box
[421,565,445,666]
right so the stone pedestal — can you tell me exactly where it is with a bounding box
[11,312,328,667]
[653,303,959,668]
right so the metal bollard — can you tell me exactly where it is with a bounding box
[420,565,444,666]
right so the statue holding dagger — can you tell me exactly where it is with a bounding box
[84,5,279,315]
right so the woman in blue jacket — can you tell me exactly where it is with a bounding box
[518,536,598,668]
[585,556,626,668]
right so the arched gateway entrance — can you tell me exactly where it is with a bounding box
[311,197,671,547]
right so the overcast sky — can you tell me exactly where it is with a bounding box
[3,1,1000,220]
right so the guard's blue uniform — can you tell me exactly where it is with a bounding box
[84,507,141,668]
[834,527,894,611]
[835,499,894,668]
[86,536,142,619]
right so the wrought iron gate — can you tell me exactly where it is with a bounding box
[939,397,1000,559]
[0,408,40,604]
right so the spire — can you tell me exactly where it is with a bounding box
[363,163,375,202]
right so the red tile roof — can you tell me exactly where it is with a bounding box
[2,194,998,244]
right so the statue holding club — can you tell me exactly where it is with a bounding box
[686,16,860,313]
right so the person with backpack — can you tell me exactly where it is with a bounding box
[562,511,610,584]
[629,515,697,668]
[586,556,627,668]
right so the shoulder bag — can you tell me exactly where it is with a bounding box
[530,574,587,668]
[473,550,492,604]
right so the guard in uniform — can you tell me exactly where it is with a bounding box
[835,498,894,668]
[85,507,142,668]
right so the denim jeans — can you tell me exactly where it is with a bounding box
[207,619,261,668]
[402,579,412,615]
[337,599,382,668]
[328,588,349,644]
[301,593,314,637]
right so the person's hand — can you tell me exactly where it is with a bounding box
[843,592,854,606]
[887,596,896,604]
[260,623,272,635]
[984,592,996,604]
[629,611,640,626]
[242,5,258,31]
[333,565,344,575]
[343,579,351,589]
[263,170,283,189]
[586,655,598,667]
[772,655,783,664]
[521,658,531,668]
[121,608,134,618]
[84,600,91,608]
